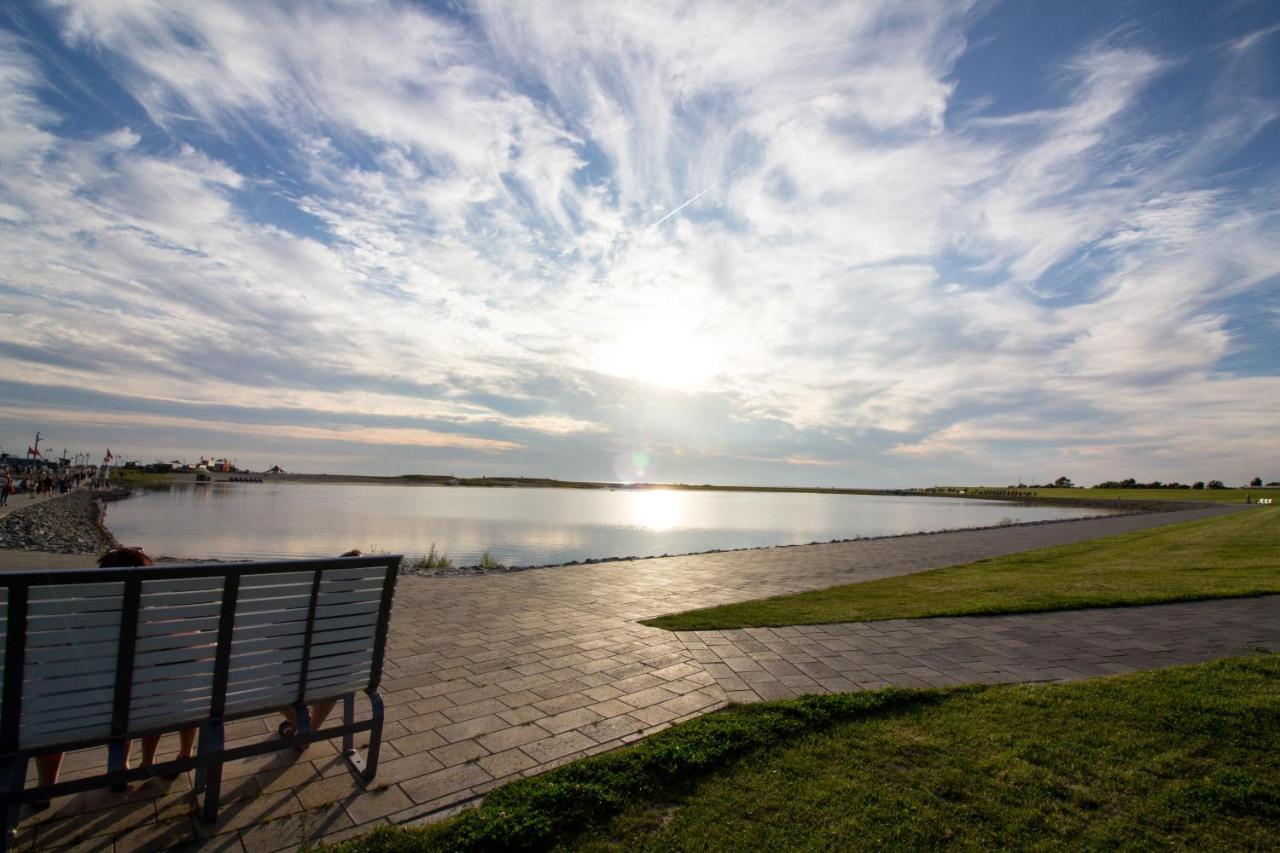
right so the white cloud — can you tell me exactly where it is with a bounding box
[0,2,1277,485]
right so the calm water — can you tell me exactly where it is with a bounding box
[101,483,1113,566]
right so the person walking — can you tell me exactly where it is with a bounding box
[1,468,11,506]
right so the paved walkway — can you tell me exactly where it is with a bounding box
[683,597,1280,701]
[15,503,1272,852]
[0,490,62,520]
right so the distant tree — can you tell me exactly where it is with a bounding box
[1250,477,1263,487]
[1192,481,1205,490]
[1053,476,1073,488]
[1207,480,1226,489]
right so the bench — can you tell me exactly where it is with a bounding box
[0,554,401,848]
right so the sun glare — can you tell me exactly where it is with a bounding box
[598,326,720,391]
[626,489,685,531]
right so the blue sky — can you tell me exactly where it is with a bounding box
[1,0,1277,486]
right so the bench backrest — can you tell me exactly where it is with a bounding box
[0,555,400,752]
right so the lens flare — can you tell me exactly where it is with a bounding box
[614,449,654,483]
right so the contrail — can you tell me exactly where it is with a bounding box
[648,166,744,229]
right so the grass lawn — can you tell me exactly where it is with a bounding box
[337,655,1280,852]
[644,507,1279,631]
[1027,486,1263,503]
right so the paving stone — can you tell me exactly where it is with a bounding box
[430,739,489,768]
[520,731,597,764]
[341,784,415,826]
[231,804,352,853]
[399,763,493,806]
[476,723,548,753]
[436,714,508,744]
[477,748,541,778]
[375,751,446,785]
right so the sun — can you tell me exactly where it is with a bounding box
[598,325,720,391]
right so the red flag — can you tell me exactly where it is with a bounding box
[28,446,41,458]
[105,448,114,463]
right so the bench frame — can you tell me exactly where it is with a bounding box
[0,555,401,846]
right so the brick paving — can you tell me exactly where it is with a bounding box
[682,596,1280,702]
[12,503,1267,851]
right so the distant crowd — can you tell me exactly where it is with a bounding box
[0,465,108,507]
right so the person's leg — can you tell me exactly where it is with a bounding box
[33,752,63,809]
[141,734,161,766]
[178,727,197,760]
[34,752,62,787]
[310,698,339,730]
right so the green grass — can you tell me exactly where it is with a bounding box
[644,507,1280,631]
[408,543,453,570]
[333,655,1280,852]
[111,469,183,487]
[1027,486,1263,504]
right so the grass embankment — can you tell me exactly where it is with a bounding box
[111,470,186,487]
[645,507,1279,631]
[1029,486,1261,504]
[337,655,1280,852]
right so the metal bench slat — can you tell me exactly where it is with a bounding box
[24,640,118,665]
[139,577,230,595]
[142,581,227,607]
[231,635,308,659]
[22,669,118,694]
[26,582,122,604]
[21,688,114,720]
[134,642,219,668]
[131,661,217,693]
[23,624,122,649]
[314,587,384,606]
[130,671,216,701]
[233,600,309,620]
[316,594,384,614]
[26,595,126,617]
[307,624,378,646]
[27,610,122,631]
[136,601,226,623]
[137,617,221,640]
[227,661,304,690]
[317,567,390,583]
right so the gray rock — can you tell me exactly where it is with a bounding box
[0,491,122,554]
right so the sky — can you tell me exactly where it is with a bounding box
[0,0,1278,487]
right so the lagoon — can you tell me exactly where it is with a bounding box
[101,482,1116,566]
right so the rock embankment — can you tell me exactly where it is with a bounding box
[0,491,122,554]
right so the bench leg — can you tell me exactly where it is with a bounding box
[364,691,384,781]
[107,737,128,791]
[199,719,225,824]
[340,691,383,782]
[342,694,355,755]
[0,755,27,853]
[291,702,311,737]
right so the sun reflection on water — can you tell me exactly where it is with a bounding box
[625,489,686,531]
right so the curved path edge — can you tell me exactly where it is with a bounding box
[679,595,1280,703]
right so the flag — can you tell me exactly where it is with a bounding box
[105,448,114,463]
[28,446,41,458]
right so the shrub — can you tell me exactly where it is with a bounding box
[410,544,453,570]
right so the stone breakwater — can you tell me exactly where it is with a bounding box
[0,491,122,554]
[407,509,1148,578]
